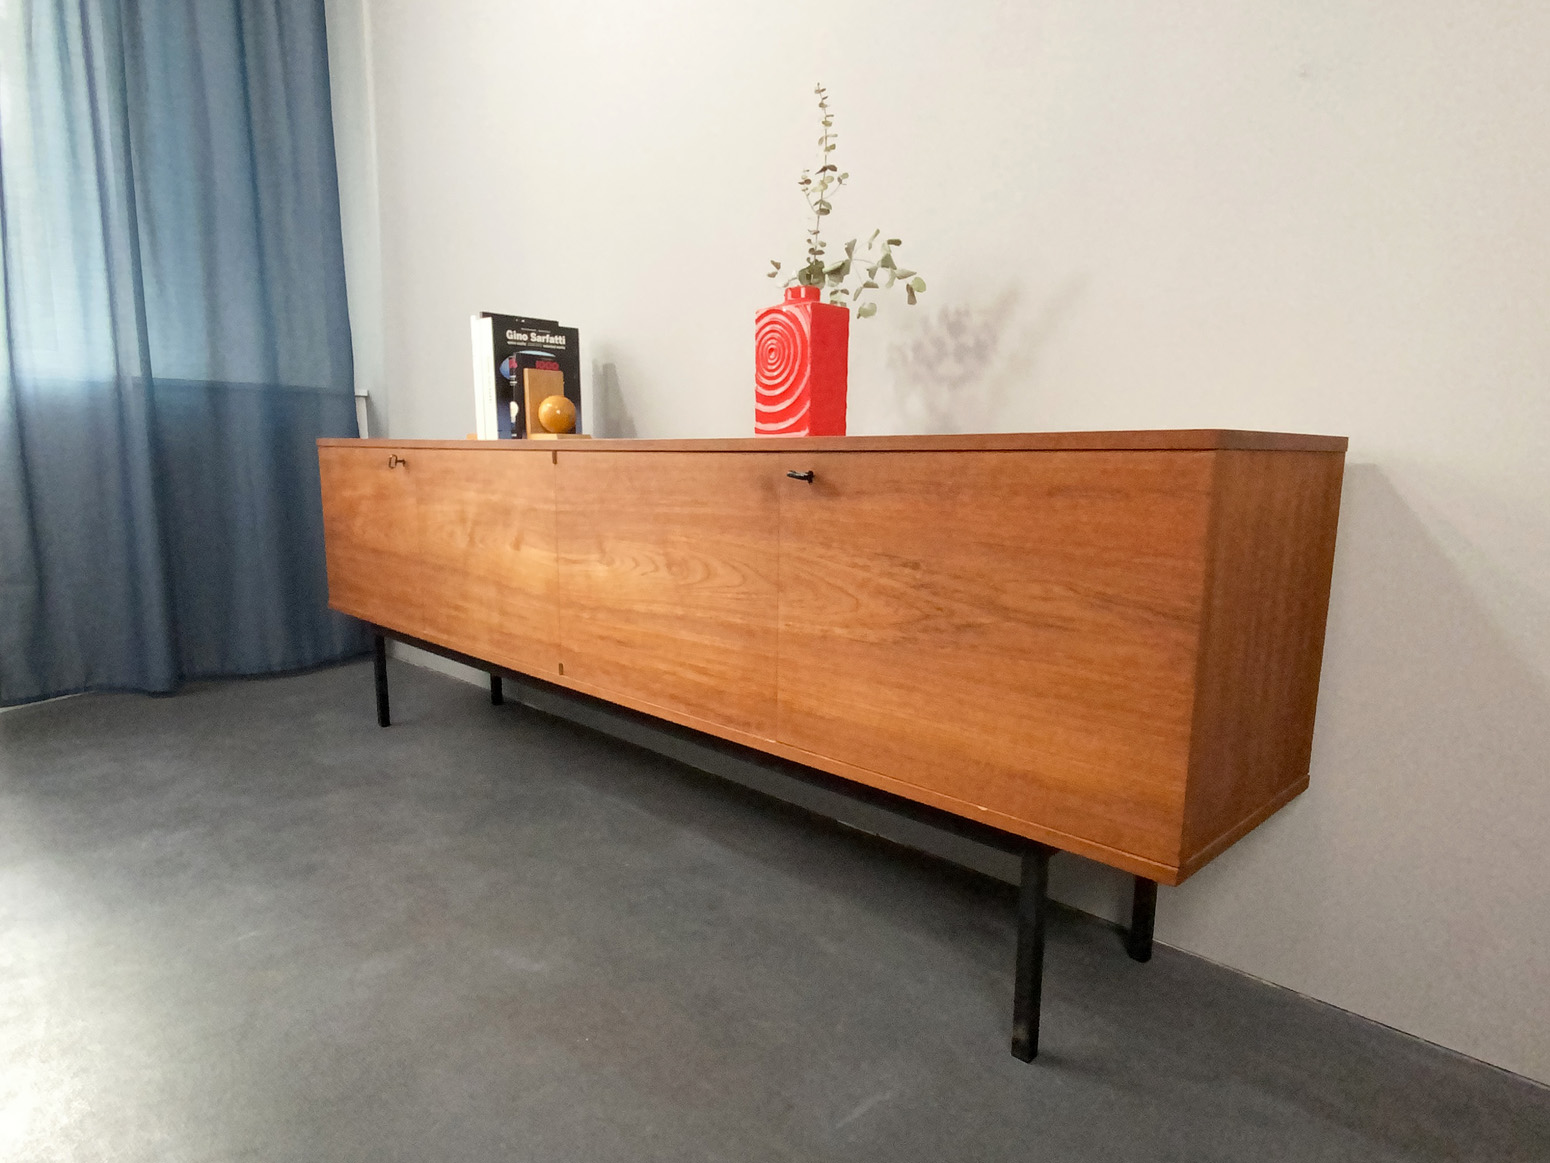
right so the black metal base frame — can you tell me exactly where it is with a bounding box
[367,628,1156,1062]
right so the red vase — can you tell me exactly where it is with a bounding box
[754,285,849,436]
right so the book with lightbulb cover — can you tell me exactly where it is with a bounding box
[469,312,581,438]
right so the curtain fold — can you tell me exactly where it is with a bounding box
[0,0,365,706]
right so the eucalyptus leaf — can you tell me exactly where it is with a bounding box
[766,85,926,324]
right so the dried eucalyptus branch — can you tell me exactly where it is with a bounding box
[767,84,926,319]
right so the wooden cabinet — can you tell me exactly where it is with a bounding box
[556,452,782,738]
[318,431,1345,886]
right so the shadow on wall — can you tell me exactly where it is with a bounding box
[591,361,637,439]
[884,278,1086,433]
[1057,462,1550,1080]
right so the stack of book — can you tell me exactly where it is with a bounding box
[470,312,582,438]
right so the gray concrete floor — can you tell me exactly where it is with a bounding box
[2,660,1547,1162]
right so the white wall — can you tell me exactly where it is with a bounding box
[325,0,1550,1084]
[323,0,387,436]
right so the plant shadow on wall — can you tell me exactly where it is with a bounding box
[880,277,1087,435]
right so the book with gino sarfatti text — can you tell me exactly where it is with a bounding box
[469,313,581,438]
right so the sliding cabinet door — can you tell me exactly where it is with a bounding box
[556,452,781,739]
[413,448,559,677]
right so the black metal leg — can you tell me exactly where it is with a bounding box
[1127,876,1157,963]
[373,633,391,728]
[490,674,504,705]
[1011,842,1054,1061]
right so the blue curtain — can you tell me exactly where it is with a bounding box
[0,0,366,705]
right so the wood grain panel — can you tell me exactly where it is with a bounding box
[1180,449,1345,873]
[549,668,1183,881]
[413,448,559,677]
[776,451,1216,869]
[556,451,782,738]
[318,446,423,634]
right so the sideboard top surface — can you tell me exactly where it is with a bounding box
[318,429,1348,454]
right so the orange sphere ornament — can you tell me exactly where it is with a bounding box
[537,394,576,434]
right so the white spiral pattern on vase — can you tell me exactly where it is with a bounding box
[754,307,811,435]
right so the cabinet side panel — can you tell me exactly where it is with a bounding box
[1181,450,1345,874]
[415,449,559,677]
[318,445,423,634]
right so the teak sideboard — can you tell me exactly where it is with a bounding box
[317,430,1347,1060]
